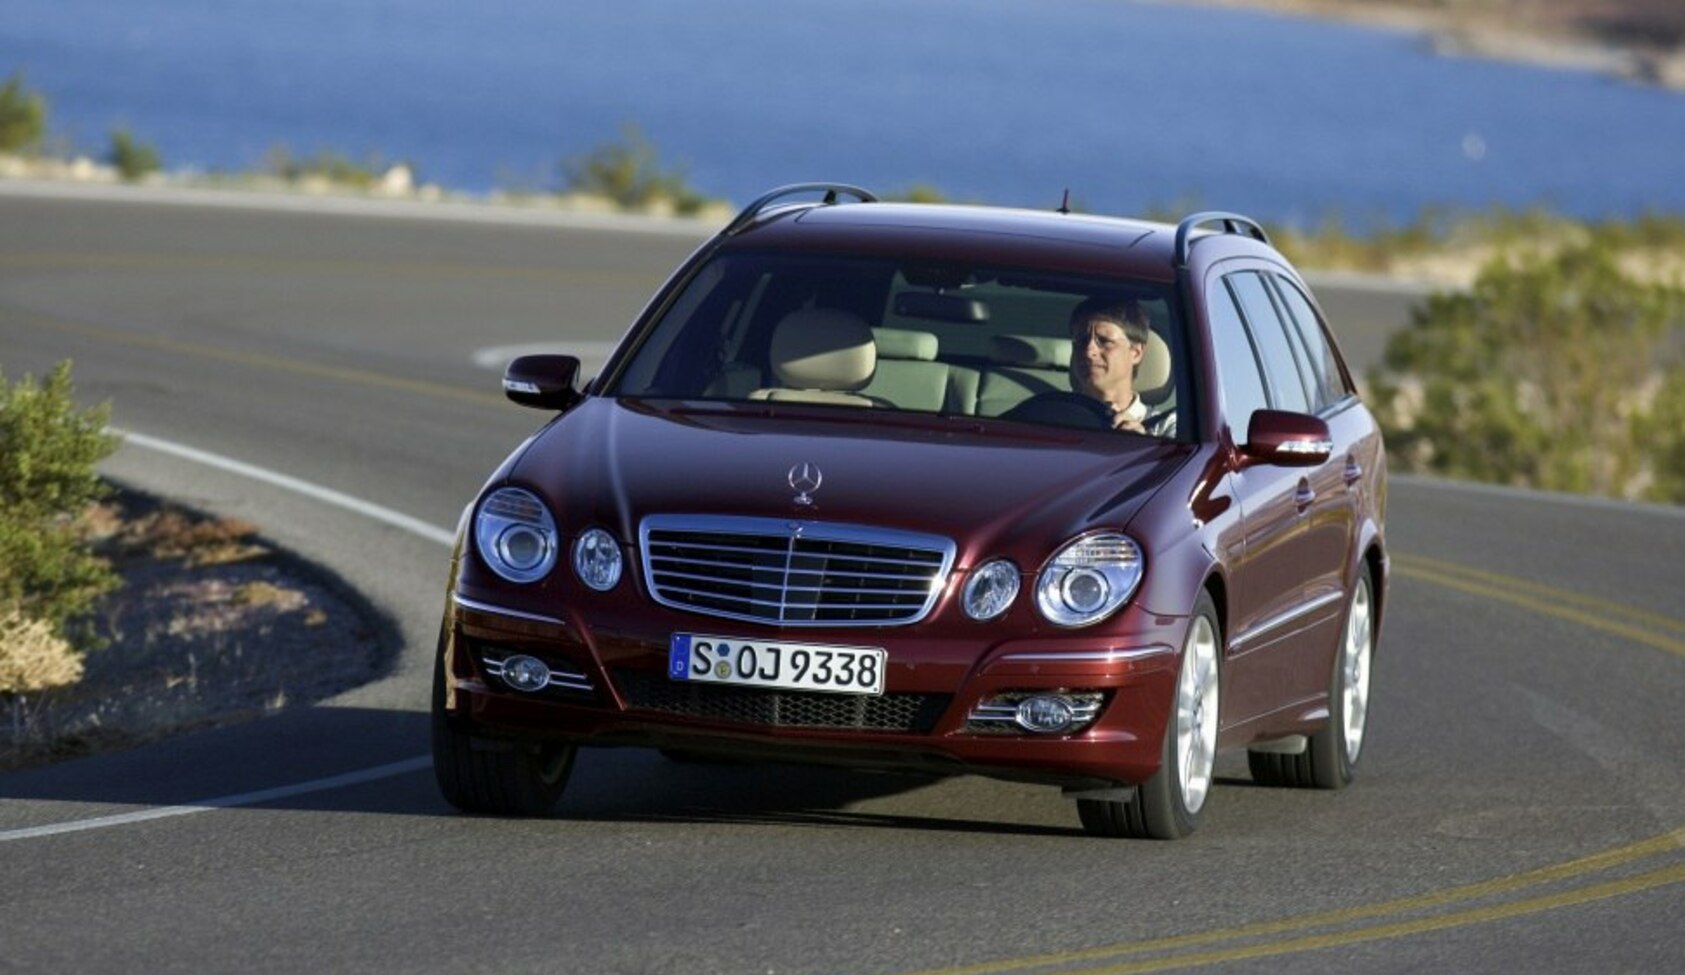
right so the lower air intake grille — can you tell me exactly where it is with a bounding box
[615,669,948,733]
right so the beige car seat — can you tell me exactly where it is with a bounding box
[749,308,878,407]
[976,334,1073,416]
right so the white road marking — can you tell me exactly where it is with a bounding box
[0,431,454,844]
[117,429,458,546]
[0,757,432,843]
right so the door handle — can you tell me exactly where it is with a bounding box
[1294,479,1316,511]
[1343,456,1363,487]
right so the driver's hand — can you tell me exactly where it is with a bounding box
[1109,405,1145,433]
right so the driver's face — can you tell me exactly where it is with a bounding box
[1071,315,1143,401]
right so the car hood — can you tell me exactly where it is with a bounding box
[509,398,1191,567]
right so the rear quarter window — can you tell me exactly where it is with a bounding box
[1227,272,1312,415]
[1270,275,1351,408]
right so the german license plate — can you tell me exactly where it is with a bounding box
[668,633,886,696]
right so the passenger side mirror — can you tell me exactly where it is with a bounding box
[503,354,582,411]
[1243,410,1332,467]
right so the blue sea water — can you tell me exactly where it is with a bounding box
[4,0,1684,224]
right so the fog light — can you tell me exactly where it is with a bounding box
[1016,694,1077,734]
[503,655,551,692]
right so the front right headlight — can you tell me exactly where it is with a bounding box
[1035,532,1144,627]
[474,486,559,584]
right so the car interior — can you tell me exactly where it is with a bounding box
[613,253,1184,436]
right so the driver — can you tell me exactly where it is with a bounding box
[1068,296,1175,437]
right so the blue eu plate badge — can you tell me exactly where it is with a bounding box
[668,634,692,680]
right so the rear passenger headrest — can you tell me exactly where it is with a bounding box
[770,308,877,391]
[990,334,1072,370]
[1138,330,1172,395]
[872,327,939,362]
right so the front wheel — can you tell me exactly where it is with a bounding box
[1248,571,1374,789]
[1079,592,1221,839]
[432,643,576,816]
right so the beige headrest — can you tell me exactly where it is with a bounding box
[770,308,877,391]
[872,327,939,362]
[991,334,1071,370]
[1138,330,1172,395]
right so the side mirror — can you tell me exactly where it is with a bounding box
[503,354,582,411]
[1243,410,1332,467]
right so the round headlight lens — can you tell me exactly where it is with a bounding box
[1060,568,1110,615]
[962,559,1020,621]
[573,528,623,591]
[496,525,548,571]
[1035,533,1144,627]
[474,487,558,584]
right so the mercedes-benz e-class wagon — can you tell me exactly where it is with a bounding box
[433,184,1389,838]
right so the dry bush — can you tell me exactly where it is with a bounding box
[0,607,84,695]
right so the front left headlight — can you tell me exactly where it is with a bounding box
[1035,533,1144,627]
[474,486,559,584]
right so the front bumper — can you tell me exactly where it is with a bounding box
[442,592,1185,788]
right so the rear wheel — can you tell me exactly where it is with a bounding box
[432,638,576,816]
[1079,592,1220,839]
[1248,571,1374,789]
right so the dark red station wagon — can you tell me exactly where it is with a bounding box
[433,184,1389,838]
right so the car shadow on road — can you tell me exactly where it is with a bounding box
[559,750,1083,837]
[1,706,1080,837]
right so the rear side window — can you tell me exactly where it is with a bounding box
[1227,272,1312,414]
[1270,275,1350,408]
[1206,281,1270,433]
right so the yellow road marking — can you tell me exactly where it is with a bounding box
[1056,862,1685,975]
[893,560,1685,975]
[1394,564,1685,660]
[0,251,662,288]
[0,304,506,408]
[890,828,1685,975]
[1397,553,1685,637]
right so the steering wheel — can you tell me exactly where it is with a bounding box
[999,391,1115,430]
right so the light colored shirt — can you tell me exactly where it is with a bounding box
[1117,393,1177,438]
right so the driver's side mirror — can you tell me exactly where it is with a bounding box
[503,354,582,411]
[1242,410,1332,467]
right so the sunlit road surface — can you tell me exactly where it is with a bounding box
[1,185,1680,975]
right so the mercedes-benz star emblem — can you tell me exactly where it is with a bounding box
[788,462,823,507]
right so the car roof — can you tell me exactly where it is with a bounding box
[719,201,1200,283]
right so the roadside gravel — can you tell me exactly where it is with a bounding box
[0,486,396,771]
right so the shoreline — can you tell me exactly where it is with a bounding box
[1166,0,1685,90]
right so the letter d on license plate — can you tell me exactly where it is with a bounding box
[668,633,886,695]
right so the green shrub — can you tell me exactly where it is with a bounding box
[107,128,161,182]
[0,71,47,153]
[1370,242,1685,502]
[0,362,121,646]
[264,144,386,189]
[560,123,713,214]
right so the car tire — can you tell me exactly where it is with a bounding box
[1248,571,1374,790]
[1079,591,1221,839]
[432,637,576,816]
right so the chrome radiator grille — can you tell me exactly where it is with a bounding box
[639,515,955,627]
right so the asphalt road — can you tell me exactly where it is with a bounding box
[1,185,1681,975]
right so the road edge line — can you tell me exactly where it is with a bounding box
[115,429,457,547]
[0,757,431,843]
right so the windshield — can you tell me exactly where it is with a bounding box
[608,251,1188,438]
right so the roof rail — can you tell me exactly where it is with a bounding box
[1173,211,1270,267]
[723,183,877,236]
